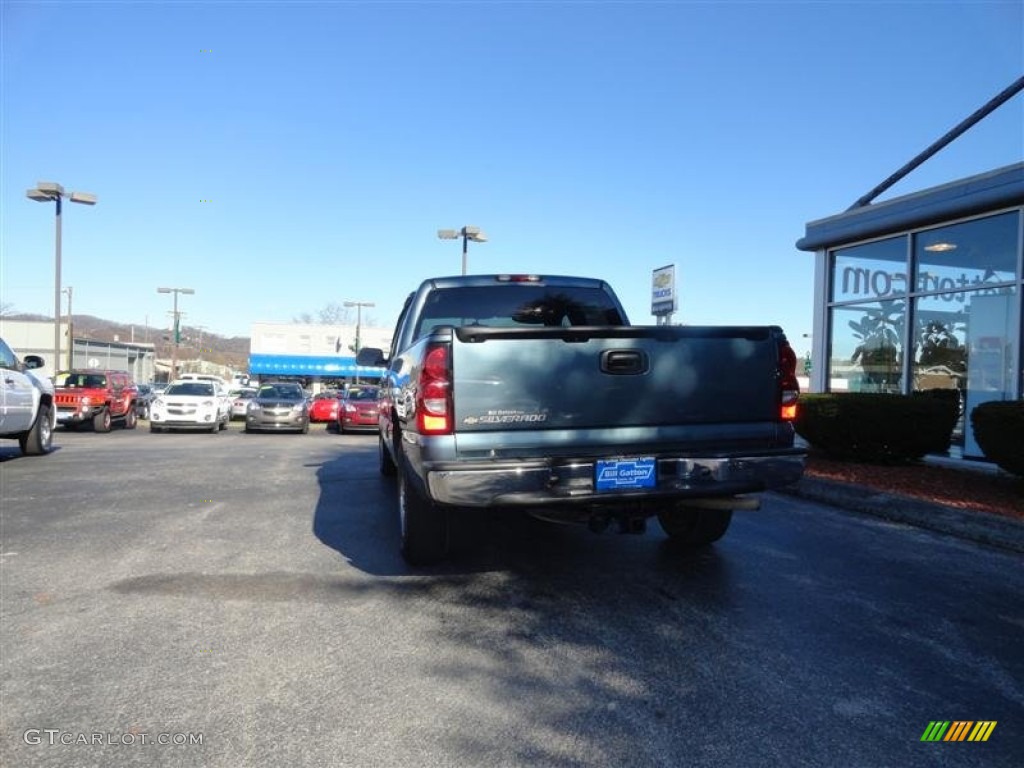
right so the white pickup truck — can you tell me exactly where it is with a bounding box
[0,337,55,455]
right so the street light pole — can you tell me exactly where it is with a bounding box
[63,287,74,369]
[437,226,487,275]
[157,287,195,381]
[343,300,375,384]
[26,182,97,375]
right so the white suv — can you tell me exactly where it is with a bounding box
[148,378,231,433]
[0,337,56,455]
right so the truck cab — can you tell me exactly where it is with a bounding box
[0,336,55,455]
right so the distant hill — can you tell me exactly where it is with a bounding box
[5,313,251,371]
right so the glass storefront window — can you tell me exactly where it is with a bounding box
[828,300,906,394]
[912,303,968,388]
[915,212,1019,293]
[831,236,908,303]
[962,287,1017,457]
[911,286,1018,451]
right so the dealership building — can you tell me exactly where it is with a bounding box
[0,319,157,383]
[797,162,1023,459]
[248,321,390,384]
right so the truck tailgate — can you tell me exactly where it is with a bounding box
[451,325,781,436]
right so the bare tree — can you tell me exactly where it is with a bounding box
[293,303,356,325]
[318,302,352,325]
[0,302,14,316]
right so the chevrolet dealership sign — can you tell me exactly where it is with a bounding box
[651,264,676,315]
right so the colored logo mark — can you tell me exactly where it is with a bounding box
[920,721,997,742]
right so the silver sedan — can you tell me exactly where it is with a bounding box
[244,383,310,434]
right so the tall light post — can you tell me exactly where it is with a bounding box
[26,181,97,374]
[344,300,375,384]
[343,301,375,354]
[157,287,195,381]
[63,286,74,368]
[438,225,487,275]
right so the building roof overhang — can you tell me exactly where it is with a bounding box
[796,162,1024,252]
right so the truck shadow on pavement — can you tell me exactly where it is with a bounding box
[310,444,736,585]
[0,444,63,462]
[304,447,771,766]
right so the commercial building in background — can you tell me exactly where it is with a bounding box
[0,319,156,383]
[797,162,1023,460]
[248,321,390,386]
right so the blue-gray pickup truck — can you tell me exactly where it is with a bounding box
[357,274,805,564]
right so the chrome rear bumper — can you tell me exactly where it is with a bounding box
[425,451,805,507]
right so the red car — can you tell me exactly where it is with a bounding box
[337,385,380,433]
[308,392,341,423]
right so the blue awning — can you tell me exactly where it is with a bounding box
[248,354,383,378]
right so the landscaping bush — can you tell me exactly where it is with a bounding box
[970,401,1024,477]
[795,392,959,464]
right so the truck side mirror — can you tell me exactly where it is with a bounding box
[22,354,45,370]
[356,347,386,368]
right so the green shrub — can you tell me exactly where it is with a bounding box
[970,401,1024,477]
[795,392,959,464]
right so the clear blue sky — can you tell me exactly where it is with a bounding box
[3,1,1022,357]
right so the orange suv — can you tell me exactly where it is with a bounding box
[54,370,139,432]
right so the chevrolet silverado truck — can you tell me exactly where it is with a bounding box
[0,337,55,456]
[54,370,139,432]
[357,274,805,565]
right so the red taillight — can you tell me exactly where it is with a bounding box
[417,342,452,435]
[778,339,799,421]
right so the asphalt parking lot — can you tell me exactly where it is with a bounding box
[1,424,1022,767]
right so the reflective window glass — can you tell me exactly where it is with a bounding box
[915,212,1018,293]
[0,339,15,368]
[828,299,907,393]
[831,236,908,303]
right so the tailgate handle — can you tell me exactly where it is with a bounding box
[600,349,648,375]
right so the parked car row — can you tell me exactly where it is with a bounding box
[296,385,381,433]
[9,351,379,440]
[1,331,382,455]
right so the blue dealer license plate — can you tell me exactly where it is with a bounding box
[595,457,656,491]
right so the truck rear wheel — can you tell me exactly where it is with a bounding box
[398,469,448,565]
[657,508,733,546]
[93,409,112,433]
[19,404,53,455]
[124,408,138,430]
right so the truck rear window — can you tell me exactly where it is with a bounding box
[414,285,625,340]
